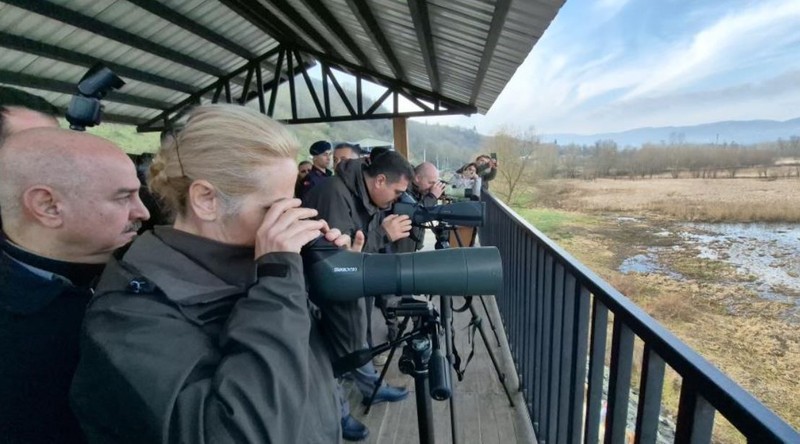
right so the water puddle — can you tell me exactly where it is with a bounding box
[681,223,800,304]
[619,222,800,310]
[619,250,684,280]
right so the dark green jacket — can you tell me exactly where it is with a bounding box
[70,230,340,444]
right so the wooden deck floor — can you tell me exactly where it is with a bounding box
[344,293,535,444]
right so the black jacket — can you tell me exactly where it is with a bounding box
[394,185,438,253]
[302,158,389,358]
[0,241,95,444]
[297,166,332,201]
[70,228,340,444]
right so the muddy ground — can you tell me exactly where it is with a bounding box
[508,177,800,442]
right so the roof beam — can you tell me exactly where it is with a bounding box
[0,32,198,94]
[125,0,256,60]
[0,70,171,110]
[281,108,473,125]
[407,0,440,94]
[469,0,513,105]
[4,0,226,77]
[299,0,377,72]
[137,46,283,132]
[344,0,406,82]
[219,0,331,60]
[301,47,472,112]
[219,0,294,44]
[260,0,350,63]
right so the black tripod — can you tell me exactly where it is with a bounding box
[431,223,514,414]
[352,224,513,444]
[344,298,451,444]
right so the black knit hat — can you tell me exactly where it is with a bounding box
[309,140,332,155]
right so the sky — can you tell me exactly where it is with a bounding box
[413,0,800,136]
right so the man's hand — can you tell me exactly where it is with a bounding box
[382,214,412,241]
[430,181,446,199]
[255,198,326,257]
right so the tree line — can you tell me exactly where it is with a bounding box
[480,129,800,202]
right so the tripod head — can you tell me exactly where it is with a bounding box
[332,298,452,402]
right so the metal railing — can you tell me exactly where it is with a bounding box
[479,192,799,443]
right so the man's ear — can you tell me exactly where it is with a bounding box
[375,174,387,188]
[187,180,219,221]
[22,186,64,228]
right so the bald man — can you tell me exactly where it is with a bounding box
[394,162,444,253]
[0,128,149,443]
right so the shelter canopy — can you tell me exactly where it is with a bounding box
[0,0,565,131]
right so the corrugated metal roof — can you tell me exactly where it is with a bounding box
[0,0,565,130]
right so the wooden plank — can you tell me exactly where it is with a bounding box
[492,390,517,444]
[459,392,482,443]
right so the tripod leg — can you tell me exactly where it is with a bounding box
[441,297,460,444]
[478,295,502,347]
[414,373,435,444]
[364,316,411,414]
[469,304,515,407]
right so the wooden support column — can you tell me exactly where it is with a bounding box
[393,116,409,159]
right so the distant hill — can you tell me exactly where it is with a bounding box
[544,117,800,147]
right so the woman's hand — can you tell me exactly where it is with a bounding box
[321,228,365,253]
[255,198,326,257]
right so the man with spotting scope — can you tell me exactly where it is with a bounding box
[303,150,414,441]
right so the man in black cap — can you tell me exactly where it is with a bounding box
[297,140,333,200]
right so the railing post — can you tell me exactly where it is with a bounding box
[634,346,666,444]
[604,319,635,444]
[675,383,715,444]
[585,298,608,444]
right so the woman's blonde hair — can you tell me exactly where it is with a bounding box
[148,104,299,217]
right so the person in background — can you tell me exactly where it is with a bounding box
[295,160,312,198]
[0,87,59,144]
[457,154,497,190]
[366,146,390,164]
[70,105,351,443]
[474,154,498,190]
[0,128,149,443]
[395,162,444,253]
[453,162,481,190]
[134,151,169,233]
[333,142,361,172]
[297,140,333,200]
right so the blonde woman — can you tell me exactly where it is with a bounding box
[71,105,360,443]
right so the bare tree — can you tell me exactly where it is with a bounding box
[483,127,538,203]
